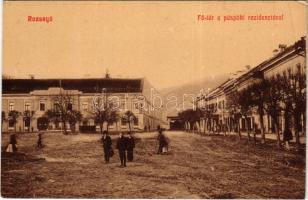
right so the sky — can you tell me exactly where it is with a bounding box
[3,1,307,90]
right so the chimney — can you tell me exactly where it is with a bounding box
[273,49,279,56]
[105,69,110,78]
[278,44,287,52]
[245,65,251,70]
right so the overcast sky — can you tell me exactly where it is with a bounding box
[3,1,306,89]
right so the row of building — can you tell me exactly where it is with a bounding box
[1,75,165,133]
[194,37,306,136]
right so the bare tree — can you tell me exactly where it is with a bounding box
[91,89,120,133]
[67,110,83,133]
[264,75,284,148]
[238,87,254,142]
[226,91,242,139]
[249,80,267,144]
[122,110,137,132]
[280,66,306,149]
[106,110,120,132]
[44,90,78,134]
[178,108,203,133]
[8,110,20,132]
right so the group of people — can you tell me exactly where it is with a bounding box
[101,131,135,167]
[101,128,169,167]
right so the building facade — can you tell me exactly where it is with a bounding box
[2,77,165,132]
[196,37,306,137]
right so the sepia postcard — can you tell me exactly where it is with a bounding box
[1,1,307,199]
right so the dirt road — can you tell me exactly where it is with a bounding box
[1,131,305,198]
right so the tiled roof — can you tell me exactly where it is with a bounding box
[2,78,143,94]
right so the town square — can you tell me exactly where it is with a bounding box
[1,1,307,199]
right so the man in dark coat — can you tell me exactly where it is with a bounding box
[101,131,112,163]
[9,133,17,153]
[126,132,135,162]
[157,129,167,154]
[116,132,127,167]
[37,132,43,148]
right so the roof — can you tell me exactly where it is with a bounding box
[2,78,143,94]
[197,36,306,101]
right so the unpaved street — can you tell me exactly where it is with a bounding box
[1,131,305,198]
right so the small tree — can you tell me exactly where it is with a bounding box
[106,110,120,131]
[226,91,242,139]
[44,109,59,126]
[249,80,267,144]
[264,75,284,148]
[279,66,306,149]
[67,110,82,133]
[8,110,20,132]
[37,116,49,131]
[200,107,215,135]
[178,109,203,133]
[122,111,137,132]
[52,90,76,134]
[91,89,119,133]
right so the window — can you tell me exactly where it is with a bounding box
[67,103,73,111]
[82,120,88,126]
[134,117,139,126]
[25,102,30,111]
[296,63,302,72]
[25,118,30,127]
[82,103,88,111]
[40,102,45,111]
[9,102,14,111]
[9,119,14,127]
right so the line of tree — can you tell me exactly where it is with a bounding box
[179,65,306,150]
[43,91,82,134]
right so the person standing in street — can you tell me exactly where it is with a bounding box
[9,133,17,153]
[126,132,135,162]
[283,128,293,150]
[157,128,167,154]
[116,132,127,167]
[101,131,112,163]
[37,132,43,149]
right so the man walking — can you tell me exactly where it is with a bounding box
[126,132,135,162]
[37,132,43,149]
[101,131,112,163]
[157,128,167,154]
[116,132,127,167]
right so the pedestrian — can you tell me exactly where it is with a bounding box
[116,132,127,167]
[9,133,17,153]
[101,131,112,163]
[157,129,167,154]
[126,132,135,162]
[283,128,293,150]
[37,132,43,149]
